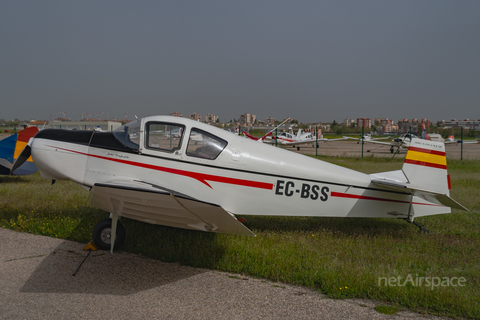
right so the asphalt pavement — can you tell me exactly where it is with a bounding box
[0,228,453,320]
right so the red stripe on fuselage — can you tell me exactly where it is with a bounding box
[48,145,273,190]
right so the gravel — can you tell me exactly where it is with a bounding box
[0,228,452,319]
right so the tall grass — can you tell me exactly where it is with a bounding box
[1,157,479,318]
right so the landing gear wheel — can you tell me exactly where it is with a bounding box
[92,218,126,251]
[297,146,300,151]
[390,147,394,153]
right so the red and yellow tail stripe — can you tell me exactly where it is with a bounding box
[404,146,446,170]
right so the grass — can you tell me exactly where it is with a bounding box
[1,156,479,319]
[375,304,401,315]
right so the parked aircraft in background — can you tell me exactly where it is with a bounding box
[421,123,479,144]
[344,133,391,143]
[12,116,467,253]
[346,133,418,153]
[265,129,347,150]
[0,127,39,175]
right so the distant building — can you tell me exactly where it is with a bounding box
[265,117,275,126]
[240,113,256,126]
[205,113,219,123]
[374,118,398,134]
[169,112,183,117]
[188,112,202,121]
[28,120,49,127]
[51,120,122,131]
[343,118,355,126]
[356,117,372,129]
[444,119,480,130]
[397,118,429,134]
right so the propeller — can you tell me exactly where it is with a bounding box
[10,145,32,174]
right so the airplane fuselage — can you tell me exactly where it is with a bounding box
[30,116,446,221]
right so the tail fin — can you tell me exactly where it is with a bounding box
[421,123,426,139]
[296,129,302,139]
[403,138,449,194]
[370,138,467,215]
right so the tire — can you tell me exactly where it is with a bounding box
[92,218,126,250]
[297,147,300,151]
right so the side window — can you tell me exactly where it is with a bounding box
[186,128,227,160]
[146,122,185,152]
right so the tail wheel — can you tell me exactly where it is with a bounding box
[92,218,126,251]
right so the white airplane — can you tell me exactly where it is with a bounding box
[421,123,479,144]
[344,133,391,143]
[12,115,467,253]
[346,133,418,153]
[266,129,346,150]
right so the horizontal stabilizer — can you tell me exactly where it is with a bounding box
[371,179,468,211]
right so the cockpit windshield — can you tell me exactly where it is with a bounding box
[113,121,141,150]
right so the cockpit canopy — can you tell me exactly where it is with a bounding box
[112,119,227,160]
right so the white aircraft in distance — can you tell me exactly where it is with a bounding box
[265,129,347,150]
[420,123,479,144]
[345,133,418,153]
[13,115,467,253]
[344,133,391,144]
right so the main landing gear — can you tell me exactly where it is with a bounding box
[92,217,126,251]
[402,218,429,234]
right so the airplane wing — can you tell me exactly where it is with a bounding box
[319,137,348,142]
[343,137,394,146]
[443,140,479,144]
[280,137,346,146]
[87,179,255,236]
[361,139,394,146]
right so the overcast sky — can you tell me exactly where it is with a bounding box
[1,1,479,123]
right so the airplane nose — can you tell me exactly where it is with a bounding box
[30,129,92,184]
